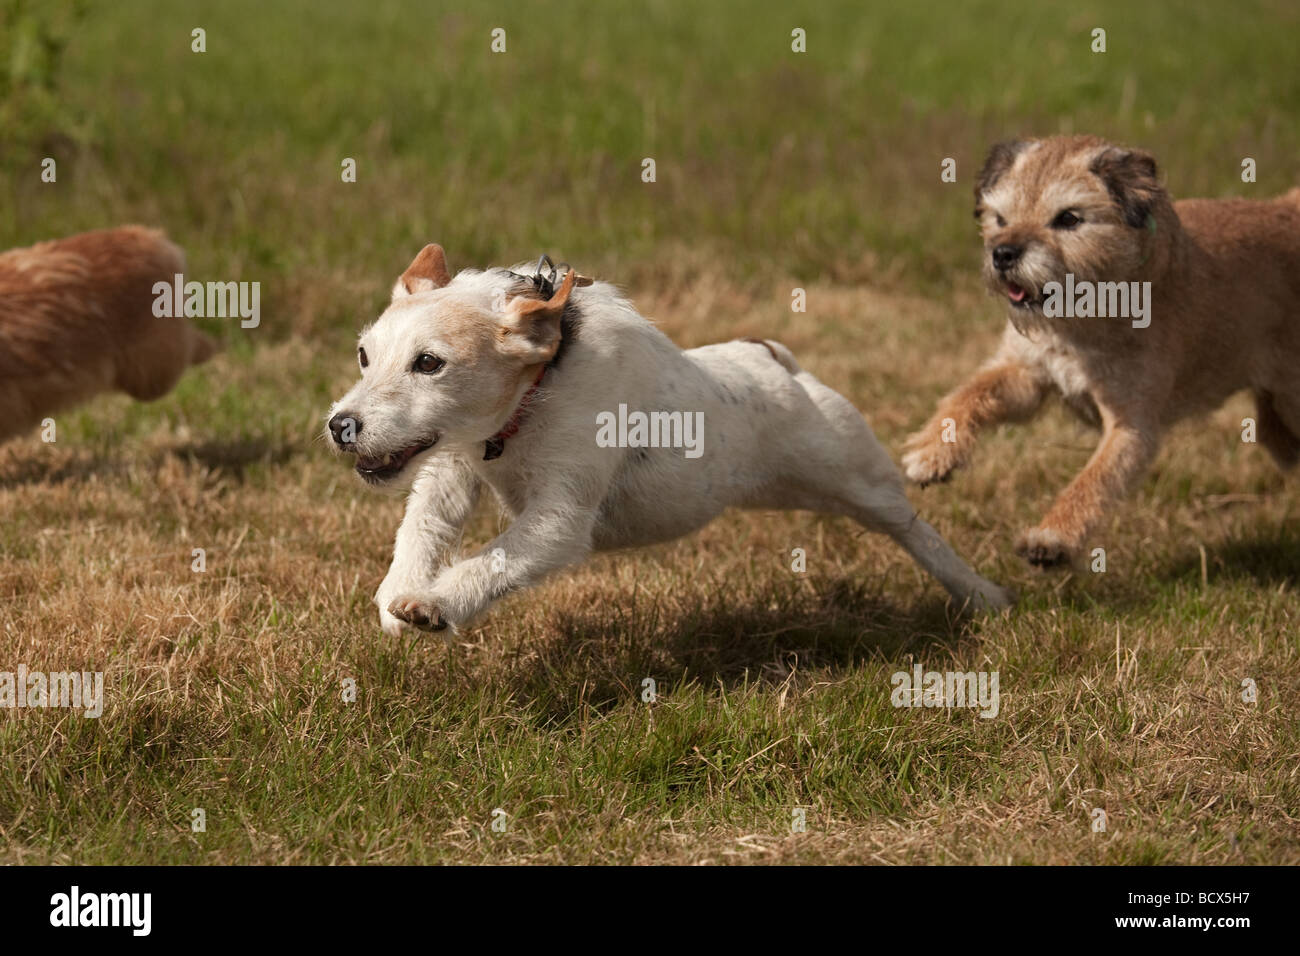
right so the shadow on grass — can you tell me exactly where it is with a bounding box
[168,437,297,481]
[1155,526,1300,589]
[0,447,107,487]
[0,436,297,488]
[1014,523,1300,618]
[492,576,986,725]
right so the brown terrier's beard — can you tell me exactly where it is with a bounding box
[982,243,1072,335]
[982,230,1152,335]
[983,245,1063,309]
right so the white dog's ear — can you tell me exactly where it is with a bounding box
[497,269,575,364]
[393,244,452,298]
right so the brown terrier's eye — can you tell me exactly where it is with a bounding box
[413,353,445,374]
[358,347,368,369]
[1051,210,1082,229]
[995,214,1007,228]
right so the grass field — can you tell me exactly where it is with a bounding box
[1,0,1298,864]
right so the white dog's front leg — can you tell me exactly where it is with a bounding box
[388,495,597,633]
[376,456,481,637]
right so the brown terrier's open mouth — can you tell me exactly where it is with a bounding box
[1004,282,1036,308]
[355,437,438,482]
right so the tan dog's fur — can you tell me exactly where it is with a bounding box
[902,135,1300,565]
[0,226,216,443]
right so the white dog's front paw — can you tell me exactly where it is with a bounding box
[375,558,492,636]
[379,605,411,638]
[387,595,451,633]
[375,569,443,636]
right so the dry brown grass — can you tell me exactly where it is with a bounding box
[2,272,1296,864]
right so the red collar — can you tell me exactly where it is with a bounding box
[484,365,548,460]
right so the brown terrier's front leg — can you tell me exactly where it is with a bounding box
[902,361,1047,486]
[1016,417,1158,567]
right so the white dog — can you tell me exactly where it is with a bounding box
[327,245,1012,635]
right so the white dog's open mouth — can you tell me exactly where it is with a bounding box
[355,437,438,482]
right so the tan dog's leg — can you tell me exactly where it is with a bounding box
[902,360,1047,486]
[116,315,217,401]
[1255,389,1300,470]
[1016,416,1157,566]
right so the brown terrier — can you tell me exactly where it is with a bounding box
[0,226,216,444]
[902,135,1300,566]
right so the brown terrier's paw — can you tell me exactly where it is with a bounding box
[901,439,964,487]
[1014,527,1077,568]
[388,597,448,632]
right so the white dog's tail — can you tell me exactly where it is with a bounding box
[740,337,801,374]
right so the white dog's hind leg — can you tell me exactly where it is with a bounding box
[888,508,1013,612]
[829,476,1010,611]
[377,456,481,637]
[781,371,1012,611]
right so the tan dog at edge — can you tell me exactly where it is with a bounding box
[0,226,216,444]
[902,135,1300,566]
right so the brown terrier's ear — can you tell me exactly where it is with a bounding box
[498,269,576,364]
[1090,147,1163,228]
[394,243,452,297]
[974,140,1031,211]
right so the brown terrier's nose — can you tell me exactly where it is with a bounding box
[329,412,361,446]
[992,244,1022,271]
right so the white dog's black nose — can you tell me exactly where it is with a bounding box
[329,412,361,446]
[992,244,1022,271]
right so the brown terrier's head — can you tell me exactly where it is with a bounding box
[973,136,1168,314]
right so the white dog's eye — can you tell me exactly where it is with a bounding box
[358,347,369,370]
[413,353,445,375]
[995,214,1007,228]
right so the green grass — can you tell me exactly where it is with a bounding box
[1,0,1298,864]
[6,0,1300,318]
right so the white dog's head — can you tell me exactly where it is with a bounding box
[326,244,577,488]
